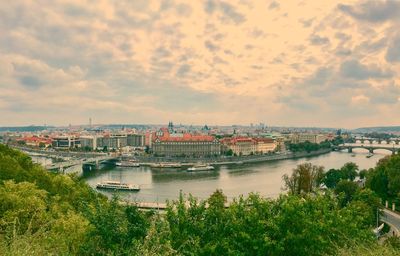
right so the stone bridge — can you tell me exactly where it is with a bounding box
[353,137,400,145]
[335,143,400,154]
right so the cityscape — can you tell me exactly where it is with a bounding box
[1,0,400,255]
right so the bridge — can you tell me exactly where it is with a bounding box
[353,137,400,145]
[44,155,118,172]
[335,143,400,154]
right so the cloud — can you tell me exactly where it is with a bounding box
[268,1,280,10]
[340,60,393,80]
[386,35,400,62]
[309,34,330,45]
[204,1,246,24]
[204,40,220,52]
[299,18,314,28]
[0,0,399,127]
[338,1,400,23]
[219,2,246,24]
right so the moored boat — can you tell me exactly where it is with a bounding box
[150,162,182,168]
[116,160,140,167]
[96,180,140,191]
[187,164,214,172]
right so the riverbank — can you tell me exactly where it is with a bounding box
[136,148,332,166]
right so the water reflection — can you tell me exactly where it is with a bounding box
[151,169,220,183]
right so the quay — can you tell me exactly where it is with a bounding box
[136,148,332,167]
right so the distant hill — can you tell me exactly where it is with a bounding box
[0,126,53,132]
[352,126,400,133]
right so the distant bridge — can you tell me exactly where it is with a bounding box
[353,137,400,145]
[44,155,118,172]
[335,143,400,154]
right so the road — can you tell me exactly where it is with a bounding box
[382,209,400,235]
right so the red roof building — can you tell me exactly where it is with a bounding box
[151,129,220,157]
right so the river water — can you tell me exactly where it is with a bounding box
[31,149,391,203]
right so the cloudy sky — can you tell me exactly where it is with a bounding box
[0,0,399,128]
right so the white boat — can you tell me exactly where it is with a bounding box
[96,181,140,191]
[187,164,215,172]
[116,160,140,167]
[366,153,373,158]
[150,162,182,168]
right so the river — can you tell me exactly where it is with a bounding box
[33,149,391,203]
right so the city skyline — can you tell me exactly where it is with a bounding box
[1,1,399,128]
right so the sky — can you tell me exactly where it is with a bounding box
[0,0,399,128]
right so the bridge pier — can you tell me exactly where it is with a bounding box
[348,148,352,153]
[369,148,374,154]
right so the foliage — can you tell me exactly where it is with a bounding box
[322,162,359,189]
[283,163,324,195]
[331,136,344,146]
[164,190,375,256]
[225,149,234,156]
[286,140,331,153]
[340,162,358,181]
[366,154,400,200]
[334,180,359,206]
[323,168,343,188]
[337,241,400,256]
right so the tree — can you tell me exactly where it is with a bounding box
[366,154,400,200]
[323,168,343,188]
[335,180,359,207]
[225,149,233,156]
[358,169,369,180]
[283,163,325,195]
[340,162,358,181]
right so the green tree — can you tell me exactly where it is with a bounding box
[225,149,233,156]
[323,168,343,188]
[340,162,358,181]
[283,163,325,194]
[335,180,359,207]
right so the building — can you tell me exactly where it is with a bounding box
[18,136,52,147]
[254,138,277,153]
[220,137,277,155]
[152,129,220,157]
[127,134,145,147]
[52,136,80,149]
[79,136,97,149]
[291,133,328,144]
[96,134,127,150]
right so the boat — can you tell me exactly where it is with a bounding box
[187,164,215,172]
[96,181,140,191]
[150,162,182,168]
[351,154,356,157]
[366,153,373,158]
[116,160,140,167]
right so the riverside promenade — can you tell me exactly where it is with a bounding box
[135,148,332,166]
